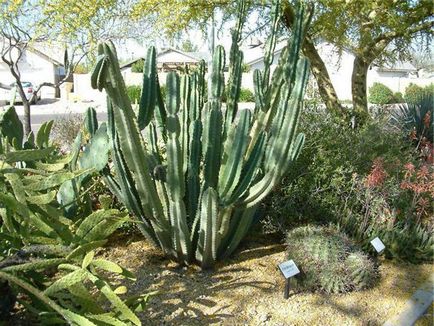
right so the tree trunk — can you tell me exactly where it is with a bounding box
[351,56,370,124]
[281,4,345,115]
[16,85,31,136]
[302,39,345,115]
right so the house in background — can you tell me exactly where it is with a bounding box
[121,47,208,73]
[243,40,430,101]
[0,41,65,99]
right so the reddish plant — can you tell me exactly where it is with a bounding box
[365,158,388,188]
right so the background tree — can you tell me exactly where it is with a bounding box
[130,0,433,123]
[180,39,199,53]
[282,0,433,121]
[0,0,145,135]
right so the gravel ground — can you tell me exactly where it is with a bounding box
[100,234,433,326]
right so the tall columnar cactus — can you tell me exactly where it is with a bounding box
[92,0,313,268]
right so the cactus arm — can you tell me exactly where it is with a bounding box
[195,187,218,269]
[154,74,168,142]
[220,205,257,259]
[203,106,222,190]
[186,120,202,223]
[225,1,246,130]
[209,45,225,102]
[92,42,172,252]
[165,72,192,263]
[138,47,157,130]
[228,131,266,204]
[218,109,251,201]
[105,100,159,245]
[262,0,280,90]
[253,70,265,114]
[85,107,98,135]
[180,73,191,175]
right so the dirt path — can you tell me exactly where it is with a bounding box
[101,235,432,325]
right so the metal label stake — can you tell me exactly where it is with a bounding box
[278,260,300,299]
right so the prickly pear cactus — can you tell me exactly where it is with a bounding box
[91,0,313,268]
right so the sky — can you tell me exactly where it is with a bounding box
[115,9,262,61]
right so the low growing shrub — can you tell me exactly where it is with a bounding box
[131,59,144,73]
[368,82,394,105]
[286,225,378,293]
[404,83,424,104]
[239,88,255,102]
[126,85,141,104]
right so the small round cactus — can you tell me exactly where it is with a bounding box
[286,225,378,293]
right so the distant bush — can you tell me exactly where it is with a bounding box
[127,85,141,104]
[404,83,424,104]
[287,225,378,293]
[239,88,255,102]
[131,59,144,73]
[241,63,251,73]
[368,82,394,104]
[222,87,254,103]
[393,92,404,103]
[73,63,89,74]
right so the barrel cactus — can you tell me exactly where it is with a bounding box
[286,225,378,293]
[91,0,313,268]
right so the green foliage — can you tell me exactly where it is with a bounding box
[404,83,424,104]
[73,63,90,74]
[287,225,378,293]
[91,0,313,268]
[393,92,404,103]
[241,63,251,73]
[263,105,433,262]
[239,88,255,102]
[131,59,144,73]
[390,91,434,142]
[126,85,142,104]
[0,108,148,324]
[368,82,394,105]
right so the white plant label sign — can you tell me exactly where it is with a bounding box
[278,260,300,279]
[370,237,385,253]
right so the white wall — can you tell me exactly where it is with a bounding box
[0,49,58,98]
[73,73,105,102]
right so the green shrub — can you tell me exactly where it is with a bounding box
[286,225,378,293]
[262,105,433,262]
[127,85,141,104]
[131,59,144,73]
[239,88,255,102]
[392,92,404,103]
[368,82,394,104]
[404,83,424,104]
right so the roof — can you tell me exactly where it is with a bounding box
[243,41,288,66]
[121,48,205,69]
[0,37,64,67]
[27,46,63,66]
[378,61,417,72]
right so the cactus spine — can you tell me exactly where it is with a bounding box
[92,0,313,268]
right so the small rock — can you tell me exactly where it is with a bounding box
[259,312,271,322]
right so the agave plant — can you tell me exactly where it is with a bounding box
[92,0,313,269]
[389,92,433,142]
